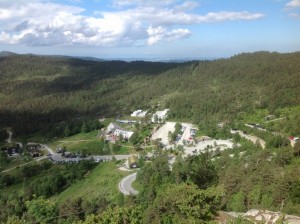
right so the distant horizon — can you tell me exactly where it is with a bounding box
[0,1,299,59]
[1,50,299,63]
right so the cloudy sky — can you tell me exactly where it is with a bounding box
[0,0,299,59]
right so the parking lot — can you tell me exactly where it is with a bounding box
[151,122,234,156]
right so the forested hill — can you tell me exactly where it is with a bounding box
[0,51,299,137]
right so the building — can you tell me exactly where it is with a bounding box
[151,109,169,123]
[289,136,299,141]
[107,123,134,139]
[131,109,147,117]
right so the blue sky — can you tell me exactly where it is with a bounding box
[0,0,299,59]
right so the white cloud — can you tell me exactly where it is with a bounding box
[174,1,199,12]
[146,26,190,45]
[285,0,300,9]
[0,0,264,47]
[196,11,264,22]
[147,26,165,45]
[289,12,300,18]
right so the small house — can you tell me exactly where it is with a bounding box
[107,123,134,139]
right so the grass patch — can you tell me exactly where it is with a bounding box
[239,109,269,123]
[131,179,142,192]
[61,130,99,141]
[277,106,300,117]
[117,145,130,154]
[58,141,105,155]
[49,130,105,155]
[53,162,128,205]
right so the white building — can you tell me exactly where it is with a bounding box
[131,109,147,117]
[107,123,134,139]
[151,109,170,123]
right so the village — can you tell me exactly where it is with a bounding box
[1,108,299,172]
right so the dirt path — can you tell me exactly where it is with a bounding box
[231,130,266,148]
[265,117,285,123]
[6,130,12,143]
[1,156,47,173]
[58,140,94,143]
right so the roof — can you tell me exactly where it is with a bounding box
[155,109,169,117]
[108,123,130,132]
[131,109,147,117]
[109,123,123,130]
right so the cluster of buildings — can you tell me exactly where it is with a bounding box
[0,144,42,158]
[105,109,170,142]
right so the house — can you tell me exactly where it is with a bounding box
[131,110,147,117]
[151,109,169,123]
[107,123,134,139]
[289,136,299,141]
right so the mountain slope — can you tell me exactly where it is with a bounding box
[0,51,299,137]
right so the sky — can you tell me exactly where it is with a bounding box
[0,0,299,59]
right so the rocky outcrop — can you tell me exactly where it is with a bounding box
[221,209,300,224]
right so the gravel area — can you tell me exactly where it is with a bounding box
[151,122,234,156]
[151,122,176,145]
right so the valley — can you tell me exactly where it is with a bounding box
[0,52,300,223]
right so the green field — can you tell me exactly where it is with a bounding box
[49,130,104,155]
[49,130,145,155]
[131,179,142,192]
[53,162,129,204]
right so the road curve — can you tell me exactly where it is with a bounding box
[119,172,139,195]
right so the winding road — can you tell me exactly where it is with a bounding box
[119,172,139,195]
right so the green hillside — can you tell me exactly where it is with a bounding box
[1,51,300,223]
[0,52,299,138]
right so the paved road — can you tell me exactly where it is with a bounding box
[119,172,139,195]
[30,143,134,162]
[1,138,135,173]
